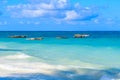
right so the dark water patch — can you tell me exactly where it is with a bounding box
[0,48,23,51]
[1,31,120,38]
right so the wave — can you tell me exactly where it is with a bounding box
[0,62,119,79]
[0,53,107,77]
[2,52,32,59]
[0,52,65,76]
[0,62,67,77]
[0,62,119,80]
[0,52,119,80]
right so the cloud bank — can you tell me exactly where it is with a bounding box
[7,0,99,22]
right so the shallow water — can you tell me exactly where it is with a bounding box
[0,31,120,80]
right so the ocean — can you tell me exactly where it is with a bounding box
[0,31,120,80]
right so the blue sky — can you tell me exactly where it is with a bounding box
[0,0,120,31]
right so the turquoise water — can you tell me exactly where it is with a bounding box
[0,31,120,80]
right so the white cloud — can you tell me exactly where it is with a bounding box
[7,0,68,16]
[64,10,79,20]
[21,9,46,18]
[63,7,98,21]
[29,0,68,9]
[7,2,57,18]
[7,4,54,18]
[38,3,54,9]
[94,19,99,24]
[7,0,99,23]
[55,0,67,8]
[7,0,67,11]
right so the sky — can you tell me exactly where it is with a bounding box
[0,0,120,31]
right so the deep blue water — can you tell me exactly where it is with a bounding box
[0,31,120,38]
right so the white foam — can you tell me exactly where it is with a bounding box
[3,52,32,59]
[0,52,107,77]
[0,52,68,77]
[0,62,68,77]
[0,61,106,77]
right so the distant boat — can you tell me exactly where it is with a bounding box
[74,34,89,38]
[26,37,44,40]
[9,35,27,38]
[56,36,68,39]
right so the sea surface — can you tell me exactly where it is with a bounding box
[0,31,120,80]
